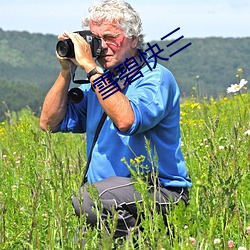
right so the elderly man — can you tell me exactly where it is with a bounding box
[40,0,192,242]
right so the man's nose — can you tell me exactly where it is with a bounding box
[101,38,108,49]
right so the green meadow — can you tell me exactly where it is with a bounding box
[0,90,249,249]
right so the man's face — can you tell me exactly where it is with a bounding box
[89,20,138,70]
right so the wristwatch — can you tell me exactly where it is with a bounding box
[87,66,104,80]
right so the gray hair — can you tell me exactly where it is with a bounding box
[82,0,144,49]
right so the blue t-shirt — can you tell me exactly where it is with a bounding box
[57,58,192,188]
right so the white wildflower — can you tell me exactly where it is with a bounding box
[227,79,248,93]
[238,247,246,250]
[214,238,221,244]
[244,130,250,136]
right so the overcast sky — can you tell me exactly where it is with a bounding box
[0,0,249,42]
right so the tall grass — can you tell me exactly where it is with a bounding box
[0,93,249,249]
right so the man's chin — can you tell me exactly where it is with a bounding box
[98,59,114,70]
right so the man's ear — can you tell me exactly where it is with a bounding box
[131,36,139,49]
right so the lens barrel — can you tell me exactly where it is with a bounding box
[56,39,75,58]
[68,88,84,103]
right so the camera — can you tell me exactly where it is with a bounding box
[56,30,102,58]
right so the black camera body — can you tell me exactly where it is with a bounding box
[56,30,102,58]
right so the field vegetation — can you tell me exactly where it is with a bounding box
[0,78,249,249]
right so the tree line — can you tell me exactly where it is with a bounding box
[0,28,249,120]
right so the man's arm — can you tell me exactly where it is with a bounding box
[40,32,84,132]
[65,31,135,132]
[40,31,135,133]
[89,73,134,132]
[40,69,71,132]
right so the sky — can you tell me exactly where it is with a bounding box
[0,0,250,42]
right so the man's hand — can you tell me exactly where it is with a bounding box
[62,31,96,73]
[56,33,79,71]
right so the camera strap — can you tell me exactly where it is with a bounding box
[69,64,91,85]
[72,72,91,84]
[79,59,147,186]
[81,112,107,186]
